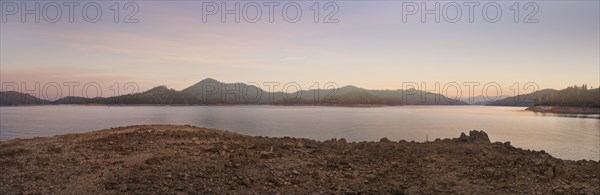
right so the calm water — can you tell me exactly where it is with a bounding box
[1,105,598,161]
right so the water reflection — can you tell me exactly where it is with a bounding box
[1,105,598,161]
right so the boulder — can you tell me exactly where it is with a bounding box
[459,133,468,142]
[380,137,392,143]
[544,167,554,179]
[554,164,567,178]
[468,130,491,143]
[457,130,491,143]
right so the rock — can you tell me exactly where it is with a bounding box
[468,130,490,143]
[312,171,324,180]
[303,140,319,148]
[545,158,557,167]
[145,157,162,165]
[205,144,228,154]
[554,164,567,178]
[260,152,275,159]
[267,176,283,187]
[544,167,554,179]
[380,137,392,143]
[534,158,545,166]
[118,184,128,192]
[205,146,218,152]
[241,178,252,187]
[459,133,468,142]
[458,130,490,143]
[46,145,62,154]
[295,140,304,148]
[553,188,566,194]
[111,160,125,165]
[343,171,359,179]
[483,167,496,178]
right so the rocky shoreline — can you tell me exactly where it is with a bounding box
[1,125,599,194]
[526,106,600,115]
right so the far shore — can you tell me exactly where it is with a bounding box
[526,106,600,114]
[3,103,472,107]
[0,103,394,107]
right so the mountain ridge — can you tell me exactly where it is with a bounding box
[5,81,598,107]
[0,78,478,106]
[486,86,599,108]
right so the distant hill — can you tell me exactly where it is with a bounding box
[458,95,509,105]
[180,78,468,105]
[0,91,50,105]
[182,78,266,104]
[104,86,202,104]
[1,78,470,106]
[4,81,596,107]
[53,96,103,104]
[486,85,600,108]
[486,89,558,107]
[533,85,600,108]
[367,89,468,105]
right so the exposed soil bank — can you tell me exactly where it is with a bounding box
[1,125,599,194]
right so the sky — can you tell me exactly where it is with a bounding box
[1,1,599,99]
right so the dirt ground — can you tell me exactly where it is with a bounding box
[1,125,599,194]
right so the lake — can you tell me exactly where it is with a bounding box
[1,105,598,161]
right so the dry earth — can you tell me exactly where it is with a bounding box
[1,125,599,194]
